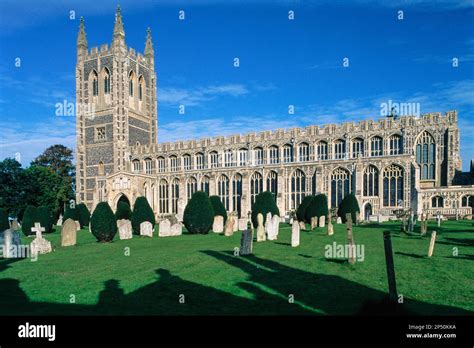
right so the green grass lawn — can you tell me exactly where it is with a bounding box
[0,220,473,315]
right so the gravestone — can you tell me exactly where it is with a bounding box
[1,229,21,258]
[420,214,428,236]
[299,221,306,230]
[140,221,153,237]
[345,214,356,264]
[177,198,185,222]
[56,215,63,226]
[61,218,77,246]
[408,210,415,233]
[10,219,19,231]
[170,223,182,236]
[436,214,441,228]
[327,216,334,236]
[213,216,224,233]
[256,213,266,242]
[224,216,235,237]
[319,215,326,228]
[75,221,81,231]
[238,218,247,231]
[401,215,408,233]
[428,231,437,257]
[117,219,132,240]
[240,228,253,255]
[30,223,52,256]
[383,231,398,300]
[336,217,342,224]
[310,216,318,230]
[233,216,239,232]
[272,215,280,239]
[159,219,171,237]
[291,220,300,247]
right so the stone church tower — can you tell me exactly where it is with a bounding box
[75,6,157,208]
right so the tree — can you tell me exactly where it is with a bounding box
[210,196,227,223]
[31,144,74,179]
[21,205,38,236]
[306,194,329,224]
[63,204,80,222]
[115,201,132,220]
[131,197,156,235]
[338,194,360,223]
[297,196,313,224]
[183,191,214,234]
[37,206,53,233]
[0,158,27,218]
[0,208,9,231]
[251,191,280,228]
[90,202,117,242]
[77,203,91,228]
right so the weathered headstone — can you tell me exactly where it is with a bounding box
[240,229,253,255]
[310,216,318,230]
[159,219,171,237]
[256,213,266,242]
[327,215,334,236]
[299,221,306,230]
[1,229,21,258]
[319,215,326,228]
[10,219,19,231]
[61,218,77,246]
[177,198,185,222]
[233,216,239,232]
[75,220,81,231]
[56,215,63,226]
[238,218,247,231]
[408,210,415,233]
[428,231,437,257]
[336,217,342,224]
[117,219,132,240]
[30,223,52,256]
[383,231,398,301]
[436,214,441,228]
[420,214,428,236]
[345,213,356,264]
[140,221,153,237]
[291,220,300,247]
[213,216,224,233]
[272,215,280,239]
[224,216,235,237]
[401,214,408,233]
[266,217,275,240]
[170,223,182,236]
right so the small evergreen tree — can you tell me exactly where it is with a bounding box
[115,201,132,220]
[0,208,9,231]
[210,196,227,223]
[251,191,280,228]
[304,196,318,227]
[338,194,360,223]
[37,206,53,233]
[296,196,313,224]
[131,197,156,235]
[77,203,91,228]
[183,191,214,234]
[314,194,329,219]
[90,202,117,242]
[63,205,80,222]
[21,205,38,236]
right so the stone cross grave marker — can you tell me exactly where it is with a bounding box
[256,213,265,242]
[61,218,77,246]
[240,228,253,255]
[291,220,300,247]
[345,213,356,264]
[428,231,437,257]
[383,231,398,301]
[30,222,52,255]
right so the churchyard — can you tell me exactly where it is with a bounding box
[0,215,472,315]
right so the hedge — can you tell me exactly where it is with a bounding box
[183,191,214,234]
[131,197,156,235]
[90,202,117,242]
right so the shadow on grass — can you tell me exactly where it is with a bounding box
[437,237,474,247]
[395,252,425,259]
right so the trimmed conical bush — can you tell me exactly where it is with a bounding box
[21,205,38,236]
[0,208,9,231]
[251,191,280,228]
[210,196,227,224]
[338,194,360,223]
[297,195,313,224]
[183,191,214,234]
[131,197,156,235]
[77,203,91,228]
[115,201,132,220]
[90,202,117,242]
[37,206,53,233]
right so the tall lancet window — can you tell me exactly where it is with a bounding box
[92,71,98,96]
[129,71,134,96]
[103,68,110,94]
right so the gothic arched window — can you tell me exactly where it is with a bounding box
[98,161,105,176]
[352,137,364,158]
[218,175,230,211]
[331,167,351,207]
[128,71,135,97]
[254,147,264,165]
[195,152,204,170]
[144,158,153,174]
[267,170,278,197]
[298,142,309,162]
[250,172,263,205]
[157,157,166,173]
[334,139,346,160]
[283,144,293,163]
[201,175,210,195]
[238,148,248,166]
[171,178,179,213]
[232,173,242,217]
[187,177,197,201]
[269,145,279,164]
[138,75,145,101]
[416,131,436,180]
[290,169,306,210]
[371,136,383,157]
[183,154,191,171]
[159,179,169,214]
[431,196,444,208]
[363,165,379,197]
[102,68,110,94]
[316,141,328,160]
[389,134,402,155]
[91,70,98,97]
[383,164,404,207]
[461,195,472,208]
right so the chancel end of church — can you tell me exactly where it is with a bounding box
[75,7,474,221]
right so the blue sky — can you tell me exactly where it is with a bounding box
[0,0,473,170]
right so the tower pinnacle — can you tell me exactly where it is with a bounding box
[113,5,125,39]
[77,17,88,48]
[145,27,154,57]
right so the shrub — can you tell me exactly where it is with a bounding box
[0,208,9,231]
[306,194,329,223]
[131,197,156,235]
[251,191,280,228]
[296,196,313,224]
[115,201,132,220]
[63,205,80,222]
[77,203,91,228]
[37,206,53,233]
[183,191,214,234]
[21,205,38,236]
[210,196,227,224]
[338,194,360,223]
[90,202,117,242]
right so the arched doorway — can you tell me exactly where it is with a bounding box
[364,203,372,221]
[117,194,131,209]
